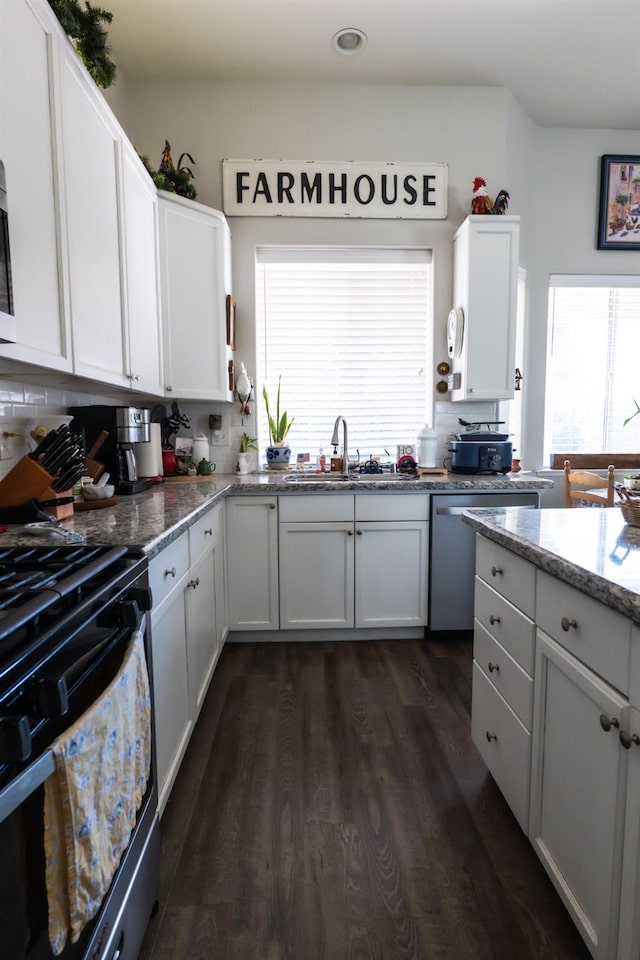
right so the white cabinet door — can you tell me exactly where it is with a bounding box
[450,215,519,401]
[0,0,71,370]
[617,707,640,960]
[530,630,628,960]
[120,140,163,395]
[158,192,233,400]
[226,496,279,630]
[279,521,355,629]
[57,42,127,386]
[151,589,191,816]
[185,546,218,720]
[355,520,428,628]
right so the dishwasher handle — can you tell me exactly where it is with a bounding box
[434,503,537,516]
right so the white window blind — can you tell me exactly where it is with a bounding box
[255,247,433,459]
[544,275,640,460]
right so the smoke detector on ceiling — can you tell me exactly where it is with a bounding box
[332,28,368,55]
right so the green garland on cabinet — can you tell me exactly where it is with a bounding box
[48,0,116,88]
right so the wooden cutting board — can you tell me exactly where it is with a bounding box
[74,495,120,511]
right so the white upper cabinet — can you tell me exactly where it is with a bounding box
[120,140,163,395]
[57,39,128,386]
[0,0,71,371]
[449,215,520,402]
[158,192,233,401]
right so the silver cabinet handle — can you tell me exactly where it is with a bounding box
[486,731,497,742]
[491,566,503,577]
[599,714,620,733]
[619,730,640,749]
[164,567,176,578]
[487,662,499,673]
[489,614,500,625]
[561,616,578,632]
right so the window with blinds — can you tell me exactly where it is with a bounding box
[544,276,640,461]
[255,247,433,459]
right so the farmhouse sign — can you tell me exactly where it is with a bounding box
[222,160,448,219]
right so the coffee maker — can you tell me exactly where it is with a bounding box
[69,405,153,495]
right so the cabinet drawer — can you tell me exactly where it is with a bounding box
[149,533,189,616]
[471,661,531,834]
[536,570,631,695]
[474,577,535,674]
[476,536,535,618]
[189,504,219,564]
[279,493,354,522]
[474,623,533,728]
[355,492,429,521]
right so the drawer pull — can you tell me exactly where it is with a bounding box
[599,714,620,733]
[619,730,640,749]
[188,577,200,589]
[486,731,497,742]
[561,616,578,632]
[204,528,213,536]
[487,662,500,673]
[490,566,503,577]
[489,614,501,625]
[164,567,176,579]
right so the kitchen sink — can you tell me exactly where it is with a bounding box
[283,473,417,483]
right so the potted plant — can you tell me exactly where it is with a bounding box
[238,432,258,475]
[262,377,294,469]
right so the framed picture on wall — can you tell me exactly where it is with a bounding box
[597,154,640,249]
[226,295,236,348]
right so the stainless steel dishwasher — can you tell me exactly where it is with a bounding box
[429,491,539,635]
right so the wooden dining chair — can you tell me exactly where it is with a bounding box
[563,459,615,507]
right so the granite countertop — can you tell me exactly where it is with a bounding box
[0,470,552,559]
[463,506,640,623]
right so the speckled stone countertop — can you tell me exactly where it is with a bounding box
[2,471,552,560]
[463,506,640,623]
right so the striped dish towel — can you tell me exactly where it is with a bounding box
[44,619,151,955]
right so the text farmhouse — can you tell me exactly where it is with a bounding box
[222,160,448,219]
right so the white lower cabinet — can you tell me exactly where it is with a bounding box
[150,504,227,814]
[530,630,628,960]
[149,534,191,815]
[226,496,279,630]
[472,535,640,960]
[278,493,429,631]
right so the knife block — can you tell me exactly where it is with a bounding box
[0,455,55,508]
[42,489,74,519]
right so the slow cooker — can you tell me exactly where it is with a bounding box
[449,430,513,474]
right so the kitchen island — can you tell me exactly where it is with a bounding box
[463,505,640,960]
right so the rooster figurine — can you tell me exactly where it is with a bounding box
[471,177,510,215]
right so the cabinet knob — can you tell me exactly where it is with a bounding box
[486,731,497,742]
[619,729,640,749]
[166,385,173,392]
[347,529,353,536]
[269,503,276,510]
[188,577,200,589]
[487,662,499,673]
[164,567,176,579]
[599,714,620,733]
[356,529,363,536]
[129,373,139,382]
[489,614,501,625]
[205,528,213,536]
[561,616,578,632]
[490,566,503,577]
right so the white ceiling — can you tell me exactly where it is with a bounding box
[104,0,640,130]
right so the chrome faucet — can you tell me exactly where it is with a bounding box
[331,415,349,476]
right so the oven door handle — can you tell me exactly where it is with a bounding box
[0,748,55,822]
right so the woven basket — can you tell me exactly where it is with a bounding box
[619,487,640,527]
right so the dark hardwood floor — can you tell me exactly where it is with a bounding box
[139,638,592,960]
